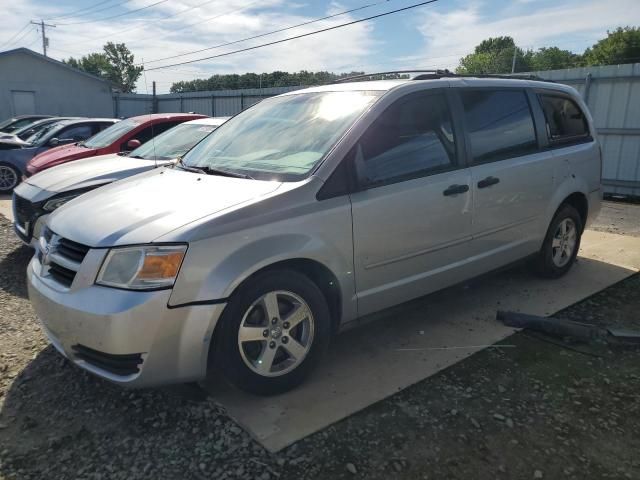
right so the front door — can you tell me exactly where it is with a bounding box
[349,90,473,316]
[12,91,36,115]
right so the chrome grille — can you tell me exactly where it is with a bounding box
[38,229,91,288]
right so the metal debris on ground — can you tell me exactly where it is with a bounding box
[497,310,640,346]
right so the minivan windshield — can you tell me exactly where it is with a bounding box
[130,122,219,160]
[83,118,137,149]
[182,91,381,181]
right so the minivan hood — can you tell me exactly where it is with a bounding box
[27,144,97,173]
[48,167,282,247]
[25,153,171,193]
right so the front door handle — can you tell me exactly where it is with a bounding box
[477,176,500,189]
[443,184,470,196]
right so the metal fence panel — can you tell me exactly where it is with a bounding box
[535,63,640,196]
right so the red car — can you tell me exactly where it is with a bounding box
[25,113,206,176]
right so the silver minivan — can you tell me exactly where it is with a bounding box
[27,74,602,394]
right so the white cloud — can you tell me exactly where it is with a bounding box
[408,0,640,70]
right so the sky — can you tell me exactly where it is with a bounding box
[1,0,639,93]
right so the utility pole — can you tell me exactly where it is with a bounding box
[30,20,56,57]
[511,45,517,74]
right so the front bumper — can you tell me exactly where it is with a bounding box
[27,255,226,388]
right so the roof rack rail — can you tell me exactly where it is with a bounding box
[332,70,453,84]
[331,70,553,84]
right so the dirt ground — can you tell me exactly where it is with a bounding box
[1,203,639,480]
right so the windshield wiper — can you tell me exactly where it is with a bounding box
[176,158,206,174]
[198,166,254,180]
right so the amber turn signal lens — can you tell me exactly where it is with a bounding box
[137,252,184,279]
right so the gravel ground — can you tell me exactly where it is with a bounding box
[1,211,640,480]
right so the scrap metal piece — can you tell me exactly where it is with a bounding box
[497,311,640,346]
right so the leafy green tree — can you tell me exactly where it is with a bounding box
[583,27,640,66]
[63,52,110,77]
[63,42,143,93]
[457,36,532,74]
[530,47,581,71]
[169,70,364,93]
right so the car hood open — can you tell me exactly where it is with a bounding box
[48,167,283,247]
[25,153,173,194]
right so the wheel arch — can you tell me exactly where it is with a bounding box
[223,258,343,334]
[556,191,589,232]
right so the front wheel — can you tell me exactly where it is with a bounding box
[213,270,331,395]
[532,204,583,278]
[0,163,20,193]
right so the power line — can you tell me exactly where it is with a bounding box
[90,0,229,43]
[126,0,262,45]
[146,0,440,71]
[45,0,130,21]
[0,22,32,50]
[56,0,169,26]
[140,0,394,65]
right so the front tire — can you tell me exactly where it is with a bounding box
[0,163,20,193]
[532,204,583,278]
[214,270,331,395]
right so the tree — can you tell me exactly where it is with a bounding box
[63,42,143,93]
[457,36,532,74]
[583,27,640,66]
[63,52,110,78]
[169,70,364,93]
[102,42,143,93]
[530,47,581,71]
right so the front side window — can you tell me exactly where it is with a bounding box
[83,119,137,149]
[182,91,381,181]
[539,94,589,141]
[461,90,538,163]
[130,123,218,160]
[354,92,456,187]
[58,125,93,141]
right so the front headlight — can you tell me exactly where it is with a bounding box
[43,193,82,212]
[96,245,187,290]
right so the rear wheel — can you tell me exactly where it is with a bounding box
[532,204,583,278]
[0,163,20,193]
[213,270,331,395]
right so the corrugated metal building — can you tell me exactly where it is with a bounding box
[0,48,113,120]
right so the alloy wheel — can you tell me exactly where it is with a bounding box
[237,290,315,377]
[551,218,577,267]
[0,166,18,192]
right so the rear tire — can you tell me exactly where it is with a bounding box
[0,163,20,193]
[532,204,583,278]
[213,269,331,395]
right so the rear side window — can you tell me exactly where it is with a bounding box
[355,92,456,187]
[461,90,538,163]
[539,94,589,142]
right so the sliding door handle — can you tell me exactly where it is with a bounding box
[477,176,500,189]
[443,184,469,196]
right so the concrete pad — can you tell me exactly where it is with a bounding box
[207,231,640,452]
[0,195,12,221]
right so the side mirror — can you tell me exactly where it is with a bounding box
[48,138,60,147]
[127,139,141,150]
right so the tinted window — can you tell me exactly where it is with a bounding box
[59,125,93,141]
[539,94,589,141]
[130,121,181,147]
[355,92,455,187]
[130,122,219,160]
[461,90,538,163]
